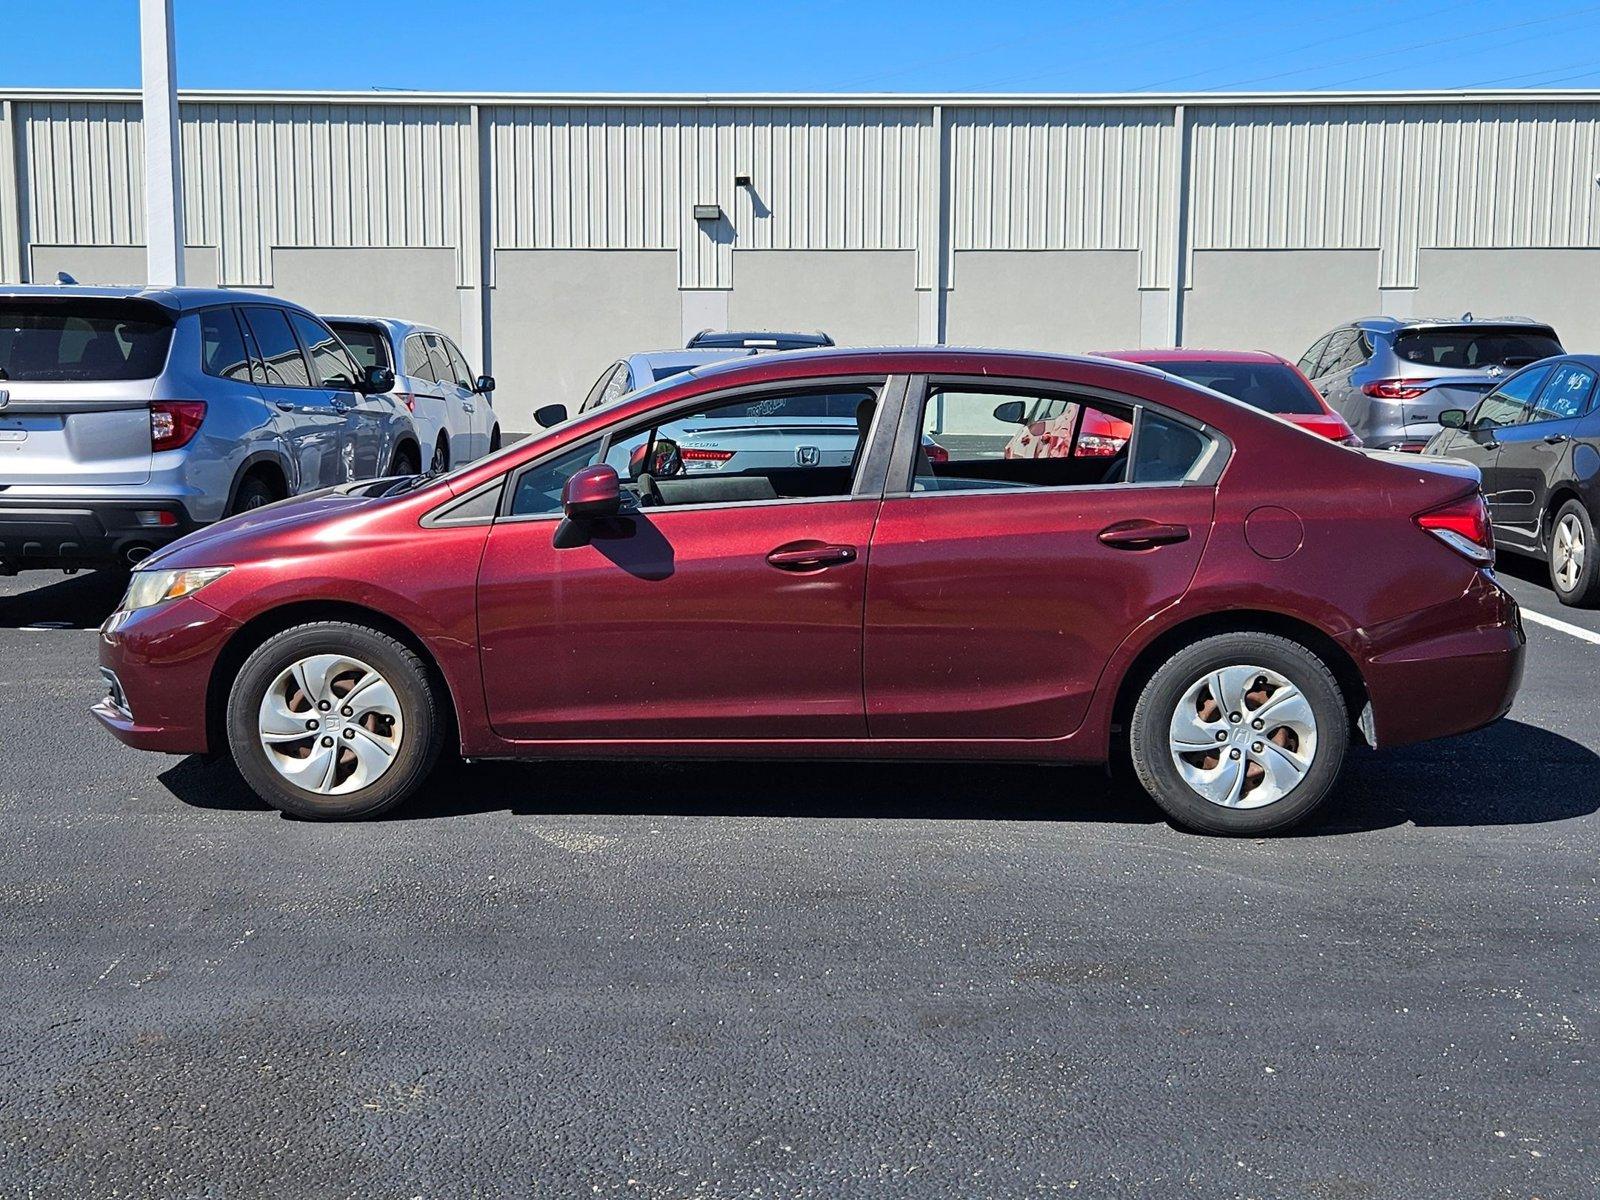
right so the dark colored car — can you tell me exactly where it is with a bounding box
[1426,353,1600,606]
[1297,317,1563,452]
[92,348,1523,835]
[1097,349,1360,445]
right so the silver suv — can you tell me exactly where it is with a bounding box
[0,286,413,574]
[1297,316,1563,452]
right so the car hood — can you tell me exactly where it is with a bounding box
[140,480,406,570]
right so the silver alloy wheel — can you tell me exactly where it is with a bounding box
[1554,512,1586,592]
[1168,664,1318,810]
[256,654,404,795]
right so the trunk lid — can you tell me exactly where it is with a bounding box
[0,380,157,486]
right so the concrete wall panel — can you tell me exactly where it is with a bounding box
[29,243,218,287]
[729,250,917,346]
[1182,249,1382,360]
[269,247,462,338]
[1412,248,1600,349]
[944,250,1142,352]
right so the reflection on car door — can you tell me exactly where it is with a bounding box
[1453,364,1552,535]
[240,306,345,489]
[290,311,383,478]
[427,333,478,460]
[441,336,487,459]
[1489,361,1594,549]
[863,382,1214,740]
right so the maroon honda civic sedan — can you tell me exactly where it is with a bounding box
[92,347,1524,834]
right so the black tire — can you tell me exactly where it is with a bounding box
[488,426,502,453]
[1128,632,1349,835]
[430,437,449,474]
[1547,498,1600,607]
[229,473,278,516]
[225,621,443,820]
[389,444,420,476]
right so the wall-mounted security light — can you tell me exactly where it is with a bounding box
[734,174,753,188]
[693,203,723,222]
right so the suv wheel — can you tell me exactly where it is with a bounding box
[229,474,277,516]
[1548,499,1600,607]
[226,621,443,820]
[1129,633,1349,835]
[430,438,449,474]
[389,445,420,476]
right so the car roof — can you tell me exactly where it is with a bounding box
[676,345,1169,387]
[1351,315,1557,334]
[324,314,440,337]
[1094,348,1289,366]
[0,283,304,314]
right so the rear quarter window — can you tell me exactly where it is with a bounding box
[0,299,174,381]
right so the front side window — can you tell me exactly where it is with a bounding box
[443,339,475,388]
[198,308,253,382]
[424,334,460,388]
[1529,361,1596,423]
[290,313,358,389]
[1472,365,1551,429]
[242,307,311,388]
[0,299,173,382]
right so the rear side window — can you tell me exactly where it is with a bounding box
[0,299,174,381]
[242,307,312,388]
[1530,361,1596,422]
[1296,333,1332,377]
[1396,327,1562,369]
[289,312,358,388]
[403,335,436,381]
[1158,361,1324,415]
[198,308,254,382]
[917,387,1135,491]
[1132,412,1215,483]
[330,323,391,372]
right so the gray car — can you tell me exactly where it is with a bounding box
[0,285,411,574]
[1296,316,1564,452]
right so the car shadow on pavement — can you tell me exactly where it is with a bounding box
[158,717,1596,833]
[0,570,125,629]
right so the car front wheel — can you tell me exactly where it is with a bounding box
[225,621,443,820]
[1128,632,1349,835]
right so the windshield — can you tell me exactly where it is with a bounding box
[1395,327,1562,370]
[0,299,174,381]
[1158,361,1324,415]
[328,323,391,372]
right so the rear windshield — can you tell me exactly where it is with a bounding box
[1395,327,1562,370]
[328,323,391,372]
[691,390,869,421]
[1158,360,1324,415]
[0,299,174,381]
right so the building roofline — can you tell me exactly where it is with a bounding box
[6,87,1600,108]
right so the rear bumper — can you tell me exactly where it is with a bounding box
[1345,571,1525,748]
[0,497,197,571]
[91,595,236,755]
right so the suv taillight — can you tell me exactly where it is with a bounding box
[150,401,207,452]
[1416,493,1494,565]
[1362,378,1430,400]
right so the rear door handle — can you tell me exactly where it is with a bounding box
[766,542,857,571]
[1544,433,1569,444]
[1098,520,1191,549]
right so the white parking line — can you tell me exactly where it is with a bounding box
[1521,608,1600,647]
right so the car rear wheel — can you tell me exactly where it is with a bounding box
[225,621,442,820]
[1548,499,1600,607]
[1129,633,1349,835]
[389,445,420,477]
[228,474,278,516]
[430,437,449,474]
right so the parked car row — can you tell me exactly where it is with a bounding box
[0,284,499,574]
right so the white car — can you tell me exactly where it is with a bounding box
[326,316,500,473]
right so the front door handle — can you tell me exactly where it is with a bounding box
[275,400,295,412]
[1544,432,1569,445]
[463,401,475,413]
[766,542,857,571]
[1098,520,1191,550]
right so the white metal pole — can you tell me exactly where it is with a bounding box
[139,0,185,286]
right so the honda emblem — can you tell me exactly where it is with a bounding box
[795,445,820,466]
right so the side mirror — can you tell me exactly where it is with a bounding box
[628,437,681,479]
[561,464,621,520]
[533,403,567,429]
[357,364,395,395]
[1438,408,1468,430]
[993,400,1027,424]
[474,374,496,394]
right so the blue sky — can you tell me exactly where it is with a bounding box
[10,1,1600,93]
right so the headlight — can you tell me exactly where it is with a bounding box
[119,566,232,612]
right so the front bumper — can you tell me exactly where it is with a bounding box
[0,497,197,571]
[91,595,238,755]
[1345,571,1525,748]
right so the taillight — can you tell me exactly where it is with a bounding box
[395,392,417,413]
[150,401,206,452]
[1416,493,1494,565]
[1362,378,1430,400]
[680,447,735,465]
[1075,434,1127,458]
[924,442,950,464]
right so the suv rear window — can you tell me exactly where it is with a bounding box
[1395,326,1562,370]
[329,323,391,372]
[1156,361,1325,415]
[0,299,174,381]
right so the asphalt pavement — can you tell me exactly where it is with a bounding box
[0,558,1595,1198]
